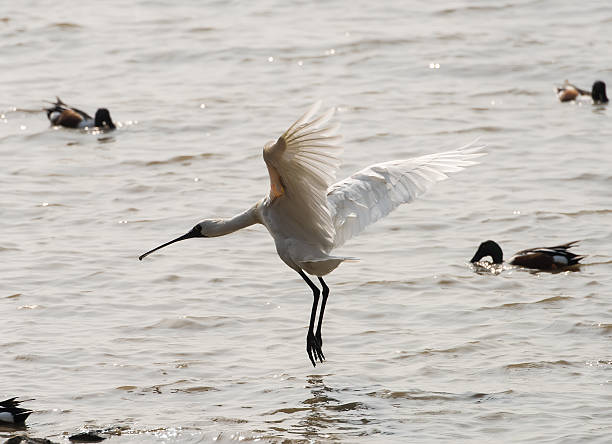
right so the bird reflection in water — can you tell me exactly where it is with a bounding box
[274,375,373,440]
[96,135,116,143]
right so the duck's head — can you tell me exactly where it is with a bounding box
[470,240,503,264]
[591,81,608,103]
[94,108,116,129]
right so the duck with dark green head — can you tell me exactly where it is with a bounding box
[470,240,584,271]
[556,80,608,104]
[45,97,116,130]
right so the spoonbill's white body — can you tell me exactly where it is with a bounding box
[140,102,485,366]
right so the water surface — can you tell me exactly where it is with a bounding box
[1,1,611,442]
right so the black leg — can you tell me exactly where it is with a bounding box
[315,277,329,347]
[298,270,325,367]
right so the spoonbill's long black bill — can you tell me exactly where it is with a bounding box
[139,226,201,260]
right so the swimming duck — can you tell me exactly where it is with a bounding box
[470,240,584,271]
[556,80,608,103]
[0,397,33,425]
[45,97,115,130]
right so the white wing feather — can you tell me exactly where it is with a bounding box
[263,102,343,251]
[327,140,486,248]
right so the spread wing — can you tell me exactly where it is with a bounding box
[327,140,486,248]
[263,101,343,251]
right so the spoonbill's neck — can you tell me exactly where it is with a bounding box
[205,204,259,237]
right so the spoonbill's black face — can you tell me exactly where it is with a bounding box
[592,81,608,103]
[139,224,205,260]
[94,108,116,129]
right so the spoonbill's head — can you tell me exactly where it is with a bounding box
[470,240,504,264]
[592,81,608,103]
[139,222,206,260]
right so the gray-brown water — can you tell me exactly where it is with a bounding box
[2,1,611,442]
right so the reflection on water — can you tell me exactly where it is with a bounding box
[264,375,372,441]
[470,261,506,275]
[96,136,116,144]
[0,424,27,434]
[296,375,371,440]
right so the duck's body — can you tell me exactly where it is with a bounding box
[140,102,485,366]
[471,240,584,271]
[45,97,115,130]
[0,397,33,425]
[556,80,608,103]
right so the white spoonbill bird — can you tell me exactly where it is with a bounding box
[139,102,485,367]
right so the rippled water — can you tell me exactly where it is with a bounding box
[2,1,611,442]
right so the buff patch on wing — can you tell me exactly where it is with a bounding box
[266,163,285,199]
